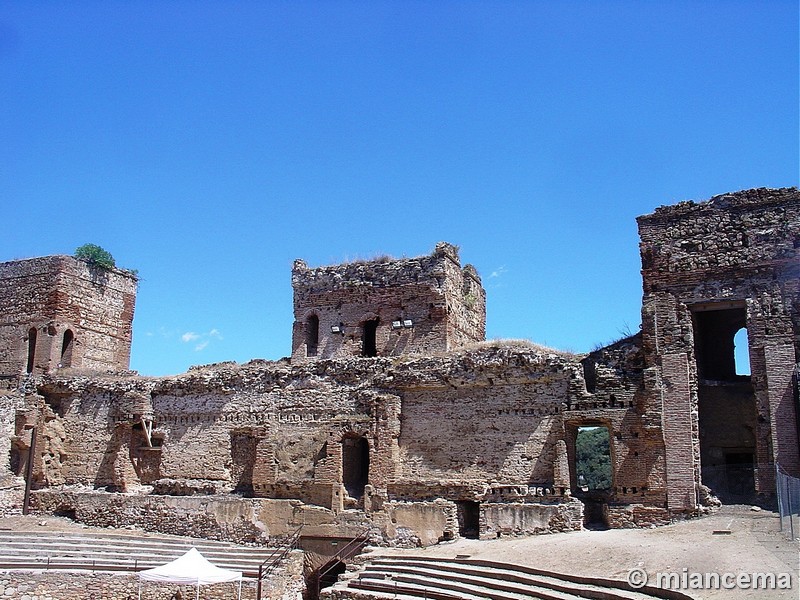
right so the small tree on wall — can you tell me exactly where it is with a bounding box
[74,243,116,269]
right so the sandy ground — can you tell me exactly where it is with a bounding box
[2,506,798,600]
[370,506,799,600]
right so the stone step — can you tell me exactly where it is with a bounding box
[345,578,491,600]
[359,567,588,600]
[334,556,693,600]
[0,543,270,570]
[366,558,658,600]
[0,530,266,553]
[0,530,278,577]
[0,538,270,562]
[0,551,264,572]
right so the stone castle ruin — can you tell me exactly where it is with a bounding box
[0,188,798,552]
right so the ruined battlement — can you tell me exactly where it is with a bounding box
[291,242,486,362]
[0,255,137,377]
[637,187,800,278]
[291,241,473,292]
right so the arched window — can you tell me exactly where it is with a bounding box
[26,328,37,373]
[60,329,74,368]
[733,327,750,376]
[305,315,319,357]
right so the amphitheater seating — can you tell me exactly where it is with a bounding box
[324,555,693,600]
[0,527,277,577]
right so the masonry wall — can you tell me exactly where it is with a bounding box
[291,242,485,362]
[397,386,565,489]
[0,256,137,376]
[637,187,800,511]
[11,343,651,542]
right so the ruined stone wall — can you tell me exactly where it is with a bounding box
[397,386,564,488]
[0,256,136,376]
[6,339,675,539]
[637,187,800,510]
[31,489,321,543]
[572,334,668,508]
[0,382,24,515]
[291,242,485,362]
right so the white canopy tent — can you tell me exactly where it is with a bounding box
[138,547,242,600]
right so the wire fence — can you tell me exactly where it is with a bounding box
[776,463,800,541]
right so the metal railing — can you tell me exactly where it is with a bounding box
[255,525,303,600]
[315,529,371,597]
[776,463,799,541]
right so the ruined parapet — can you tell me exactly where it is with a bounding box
[291,242,486,362]
[637,187,800,512]
[0,255,137,376]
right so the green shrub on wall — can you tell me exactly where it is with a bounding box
[74,243,116,270]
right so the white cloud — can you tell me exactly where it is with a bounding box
[178,328,222,351]
[490,265,508,279]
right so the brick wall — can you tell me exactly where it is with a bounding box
[0,256,137,376]
[638,187,800,510]
[290,242,485,362]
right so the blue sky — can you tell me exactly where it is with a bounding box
[1,1,797,376]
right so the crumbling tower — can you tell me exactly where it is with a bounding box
[637,187,800,510]
[291,242,485,362]
[0,255,137,376]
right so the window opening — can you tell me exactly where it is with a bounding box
[342,436,369,499]
[60,329,74,368]
[575,426,612,491]
[362,319,378,357]
[733,327,750,376]
[26,328,37,373]
[306,315,319,357]
[693,307,748,382]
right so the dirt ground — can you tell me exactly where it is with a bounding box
[372,505,799,600]
[2,506,798,600]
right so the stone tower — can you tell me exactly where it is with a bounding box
[637,187,800,510]
[0,255,137,376]
[291,242,485,362]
